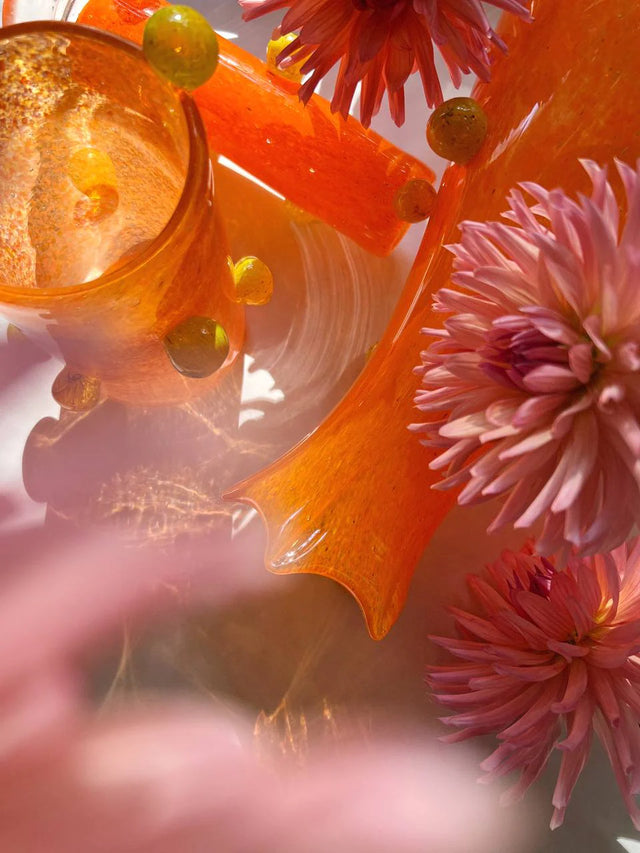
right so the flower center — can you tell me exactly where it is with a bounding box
[479,320,598,393]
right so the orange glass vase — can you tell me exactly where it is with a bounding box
[0,21,244,405]
[228,0,640,638]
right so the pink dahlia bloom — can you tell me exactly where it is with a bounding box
[413,159,640,557]
[239,0,531,127]
[427,539,640,829]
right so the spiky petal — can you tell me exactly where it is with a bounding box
[427,539,640,829]
[413,159,640,556]
[239,0,532,127]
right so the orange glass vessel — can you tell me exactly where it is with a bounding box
[0,22,244,405]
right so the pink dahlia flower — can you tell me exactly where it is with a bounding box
[239,0,532,127]
[413,159,640,557]
[427,539,640,830]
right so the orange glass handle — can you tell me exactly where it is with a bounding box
[77,0,434,257]
[227,0,640,638]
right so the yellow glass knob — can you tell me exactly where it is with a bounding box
[143,5,219,91]
[163,316,230,378]
[393,179,437,223]
[232,256,274,306]
[52,368,101,411]
[266,33,306,83]
[426,97,488,164]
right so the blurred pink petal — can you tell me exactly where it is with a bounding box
[0,503,527,851]
[0,704,525,852]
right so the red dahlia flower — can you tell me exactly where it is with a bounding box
[239,0,532,127]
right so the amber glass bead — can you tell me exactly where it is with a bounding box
[266,33,305,83]
[393,179,437,223]
[67,147,117,194]
[164,316,230,379]
[52,368,101,411]
[426,97,488,164]
[232,256,274,306]
[73,184,120,226]
[143,5,219,91]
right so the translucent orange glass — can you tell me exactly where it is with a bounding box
[228,0,640,638]
[73,0,435,257]
[0,22,244,405]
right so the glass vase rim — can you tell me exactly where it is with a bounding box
[0,19,207,300]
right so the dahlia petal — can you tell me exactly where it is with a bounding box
[582,314,611,359]
[444,684,543,728]
[609,403,640,458]
[519,306,581,345]
[434,685,522,709]
[546,640,589,661]
[450,608,512,644]
[512,397,566,437]
[480,743,535,781]
[439,412,488,439]
[467,575,511,614]
[602,618,640,648]
[568,342,595,384]
[426,664,489,685]
[493,658,566,683]
[498,429,555,459]
[557,697,594,752]
[549,391,592,438]
[580,160,619,234]
[468,672,512,690]
[499,734,558,806]
[355,9,390,64]
[513,589,572,637]
[384,28,415,94]
[618,159,640,252]
[490,644,554,666]
[549,413,598,513]
[499,682,561,742]
[514,456,570,529]
[522,364,580,393]
[551,659,588,714]
[429,636,496,663]
[481,443,557,498]
[594,714,640,831]
[588,644,634,669]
